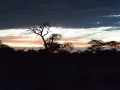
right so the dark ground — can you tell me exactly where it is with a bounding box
[0,53,120,90]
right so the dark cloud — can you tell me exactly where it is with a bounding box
[0,0,120,29]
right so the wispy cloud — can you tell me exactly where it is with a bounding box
[104,14,120,17]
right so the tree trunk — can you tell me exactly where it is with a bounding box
[41,36,49,53]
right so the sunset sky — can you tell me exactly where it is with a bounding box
[1,0,120,50]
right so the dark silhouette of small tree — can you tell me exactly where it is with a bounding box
[0,40,15,54]
[44,34,74,53]
[60,42,74,53]
[104,41,119,51]
[26,22,51,52]
[87,39,104,52]
[46,34,62,43]
[46,34,62,52]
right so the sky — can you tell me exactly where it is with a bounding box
[1,0,120,50]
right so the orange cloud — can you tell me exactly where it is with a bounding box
[0,36,43,47]
[72,42,90,47]
[0,35,90,48]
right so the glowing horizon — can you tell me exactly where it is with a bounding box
[1,26,120,49]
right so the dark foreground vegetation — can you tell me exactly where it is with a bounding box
[1,45,120,90]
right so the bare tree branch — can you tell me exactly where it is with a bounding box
[25,22,51,52]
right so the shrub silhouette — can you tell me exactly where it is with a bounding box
[87,39,104,52]
[104,41,119,51]
[0,40,15,55]
[46,34,62,53]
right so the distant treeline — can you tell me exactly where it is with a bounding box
[0,39,120,56]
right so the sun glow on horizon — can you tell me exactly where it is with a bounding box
[0,26,120,48]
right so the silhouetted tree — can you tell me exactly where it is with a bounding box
[87,39,104,52]
[104,41,119,51]
[0,40,15,54]
[26,22,51,52]
[46,34,62,52]
[26,22,74,53]
[43,33,74,53]
[60,42,74,53]
[46,34,62,43]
